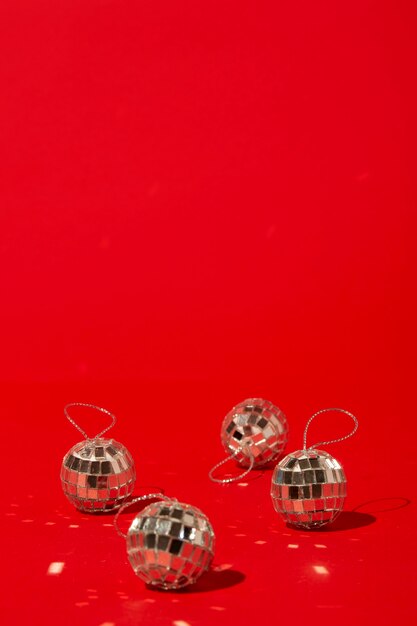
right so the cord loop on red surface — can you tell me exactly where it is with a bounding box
[208,447,255,484]
[303,407,359,451]
[64,402,117,441]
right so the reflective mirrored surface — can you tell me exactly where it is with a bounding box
[61,438,136,512]
[221,398,288,466]
[127,501,215,589]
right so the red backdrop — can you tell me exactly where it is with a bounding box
[2,1,416,625]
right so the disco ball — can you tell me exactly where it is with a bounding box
[126,500,215,590]
[271,448,346,528]
[61,438,136,513]
[221,398,288,467]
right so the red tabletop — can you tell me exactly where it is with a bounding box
[1,2,416,625]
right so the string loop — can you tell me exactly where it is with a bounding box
[64,403,116,441]
[303,407,358,451]
[114,493,174,539]
[208,447,255,484]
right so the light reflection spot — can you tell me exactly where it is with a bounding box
[288,544,299,549]
[47,562,65,575]
[237,483,248,487]
[313,565,329,575]
[314,544,327,549]
[210,606,226,611]
[173,621,191,626]
[69,524,79,528]
[213,563,232,572]
[254,540,267,545]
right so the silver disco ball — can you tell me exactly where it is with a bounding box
[271,448,346,528]
[61,438,136,513]
[221,398,288,467]
[126,500,215,590]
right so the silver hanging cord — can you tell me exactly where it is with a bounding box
[208,447,255,484]
[114,493,174,539]
[303,407,358,451]
[64,402,117,441]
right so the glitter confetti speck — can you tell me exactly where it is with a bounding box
[47,562,65,575]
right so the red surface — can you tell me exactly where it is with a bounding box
[1,1,417,625]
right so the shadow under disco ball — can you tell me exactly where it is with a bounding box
[271,408,358,530]
[220,398,289,468]
[60,403,136,513]
[115,495,215,590]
